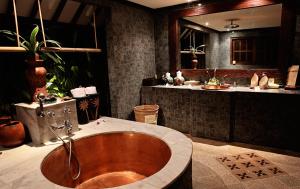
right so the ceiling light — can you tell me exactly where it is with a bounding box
[198,3,202,6]
[205,22,209,26]
[224,19,239,29]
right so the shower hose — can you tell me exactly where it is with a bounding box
[47,125,81,180]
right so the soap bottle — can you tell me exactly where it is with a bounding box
[174,71,185,86]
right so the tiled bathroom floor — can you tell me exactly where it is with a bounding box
[191,137,300,189]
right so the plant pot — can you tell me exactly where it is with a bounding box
[87,93,100,121]
[25,53,48,101]
[0,119,25,147]
[0,116,11,125]
[75,97,90,124]
[191,58,198,69]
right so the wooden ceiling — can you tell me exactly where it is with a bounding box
[127,0,199,9]
[0,0,97,25]
[185,4,282,31]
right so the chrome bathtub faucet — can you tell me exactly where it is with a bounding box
[47,110,64,130]
[36,97,73,135]
[63,106,73,135]
[47,106,73,135]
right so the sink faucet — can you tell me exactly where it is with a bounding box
[37,93,46,117]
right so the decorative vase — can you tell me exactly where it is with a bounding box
[162,72,173,85]
[25,53,48,101]
[75,97,90,124]
[166,72,174,85]
[174,71,185,86]
[87,93,100,120]
[191,54,198,69]
[0,117,25,147]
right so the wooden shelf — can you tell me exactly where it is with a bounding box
[0,47,26,52]
[41,47,102,53]
[0,47,102,53]
[180,50,205,55]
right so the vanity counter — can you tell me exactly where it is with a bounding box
[0,117,192,189]
[141,85,300,151]
[149,85,300,95]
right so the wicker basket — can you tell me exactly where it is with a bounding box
[134,104,159,124]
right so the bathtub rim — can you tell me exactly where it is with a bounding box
[39,118,193,189]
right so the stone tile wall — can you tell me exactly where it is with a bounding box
[141,87,192,133]
[93,0,156,119]
[234,93,300,152]
[141,87,231,141]
[155,13,170,77]
[154,12,170,77]
[191,90,231,141]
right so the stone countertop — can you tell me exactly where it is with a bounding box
[146,85,300,95]
[15,99,76,109]
[0,117,192,189]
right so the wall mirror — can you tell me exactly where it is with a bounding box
[180,4,282,70]
[169,0,296,79]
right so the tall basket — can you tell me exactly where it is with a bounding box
[134,105,159,125]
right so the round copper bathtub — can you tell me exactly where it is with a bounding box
[41,132,171,188]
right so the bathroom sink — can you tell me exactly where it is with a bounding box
[41,132,171,188]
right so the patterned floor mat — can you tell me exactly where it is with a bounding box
[216,152,287,181]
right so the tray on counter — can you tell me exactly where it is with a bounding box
[201,84,231,90]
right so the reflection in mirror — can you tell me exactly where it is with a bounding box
[180,4,282,70]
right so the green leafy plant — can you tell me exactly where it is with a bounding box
[45,59,79,97]
[189,45,205,59]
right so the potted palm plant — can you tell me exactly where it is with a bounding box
[0,25,61,101]
[189,45,205,69]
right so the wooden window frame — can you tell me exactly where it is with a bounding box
[231,37,255,65]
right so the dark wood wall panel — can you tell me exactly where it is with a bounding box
[278,1,297,80]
